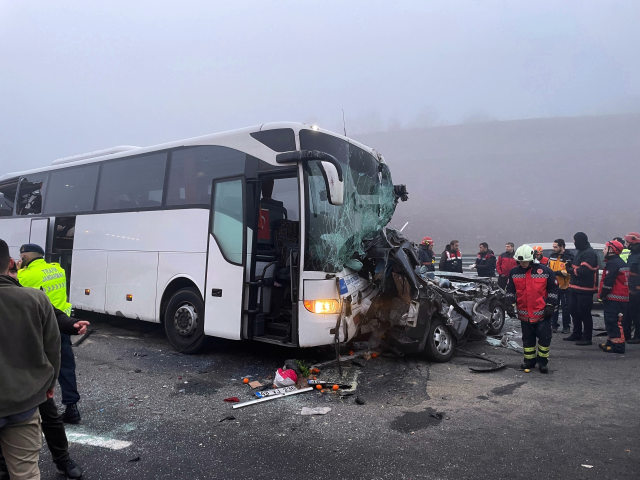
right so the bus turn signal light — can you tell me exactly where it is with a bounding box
[126,294,133,301]
[85,289,90,296]
[303,300,340,314]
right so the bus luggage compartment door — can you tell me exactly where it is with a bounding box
[204,176,246,340]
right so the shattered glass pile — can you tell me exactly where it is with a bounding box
[303,133,397,272]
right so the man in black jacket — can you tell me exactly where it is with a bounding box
[470,242,496,277]
[0,256,88,480]
[439,240,463,273]
[563,232,600,345]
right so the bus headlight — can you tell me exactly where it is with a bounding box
[303,299,341,314]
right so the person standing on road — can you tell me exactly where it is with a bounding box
[0,239,61,480]
[623,232,640,343]
[439,240,463,273]
[496,242,517,290]
[597,240,630,354]
[469,242,496,277]
[418,237,436,272]
[563,232,600,346]
[533,246,549,265]
[548,239,575,334]
[0,257,87,479]
[505,245,559,374]
[17,244,82,424]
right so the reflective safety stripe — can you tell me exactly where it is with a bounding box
[524,353,537,359]
[537,350,550,358]
[523,347,536,352]
[537,345,550,358]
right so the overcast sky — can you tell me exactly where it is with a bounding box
[1,1,639,173]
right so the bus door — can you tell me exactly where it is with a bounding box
[248,174,300,345]
[204,176,247,340]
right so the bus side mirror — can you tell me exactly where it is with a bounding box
[276,149,344,205]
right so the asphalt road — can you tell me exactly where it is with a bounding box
[39,312,640,480]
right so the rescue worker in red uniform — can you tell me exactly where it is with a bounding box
[598,240,630,354]
[506,245,559,374]
[624,232,640,343]
[533,245,549,266]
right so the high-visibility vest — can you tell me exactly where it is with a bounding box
[620,249,630,263]
[17,258,72,315]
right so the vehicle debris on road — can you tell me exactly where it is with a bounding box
[301,407,331,415]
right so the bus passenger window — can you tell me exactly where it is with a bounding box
[16,174,47,216]
[95,153,166,211]
[165,146,245,207]
[0,181,18,216]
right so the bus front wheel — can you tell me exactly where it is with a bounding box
[164,287,207,354]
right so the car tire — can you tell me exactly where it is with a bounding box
[424,317,456,363]
[164,287,208,354]
[487,299,506,336]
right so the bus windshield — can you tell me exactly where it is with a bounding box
[300,130,396,272]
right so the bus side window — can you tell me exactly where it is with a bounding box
[0,181,19,216]
[16,174,48,216]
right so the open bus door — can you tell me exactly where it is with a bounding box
[204,176,247,340]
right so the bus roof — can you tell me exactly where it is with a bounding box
[0,122,381,181]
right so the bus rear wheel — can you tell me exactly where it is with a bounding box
[164,287,207,354]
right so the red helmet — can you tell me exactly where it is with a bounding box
[422,236,434,246]
[606,240,624,255]
[624,232,640,245]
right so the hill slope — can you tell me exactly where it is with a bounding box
[354,114,640,253]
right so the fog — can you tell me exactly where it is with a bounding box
[1,1,639,251]
[356,113,640,254]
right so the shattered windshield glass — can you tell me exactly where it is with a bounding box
[300,130,397,272]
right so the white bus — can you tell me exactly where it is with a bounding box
[0,123,401,353]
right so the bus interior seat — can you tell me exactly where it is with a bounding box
[256,198,288,257]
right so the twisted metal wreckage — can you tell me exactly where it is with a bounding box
[324,184,506,364]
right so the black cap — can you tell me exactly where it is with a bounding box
[20,244,45,255]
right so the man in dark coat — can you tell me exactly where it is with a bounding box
[439,240,463,273]
[563,232,600,346]
[470,242,496,277]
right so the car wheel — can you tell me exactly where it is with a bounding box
[486,300,506,336]
[424,317,456,363]
[164,287,207,354]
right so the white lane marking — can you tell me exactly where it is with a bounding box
[66,432,132,450]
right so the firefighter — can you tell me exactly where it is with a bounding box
[418,237,436,272]
[505,245,559,374]
[624,232,640,343]
[533,245,549,265]
[17,244,81,424]
[563,232,599,346]
[598,240,630,353]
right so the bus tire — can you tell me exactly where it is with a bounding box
[164,287,207,354]
[424,317,456,363]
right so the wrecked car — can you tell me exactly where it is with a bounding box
[336,228,506,362]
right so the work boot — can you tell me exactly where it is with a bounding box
[563,333,582,341]
[55,457,83,479]
[552,326,558,333]
[520,362,536,370]
[561,327,571,334]
[627,337,640,344]
[539,364,549,374]
[575,339,593,346]
[63,403,81,424]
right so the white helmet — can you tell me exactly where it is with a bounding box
[515,244,534,262]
